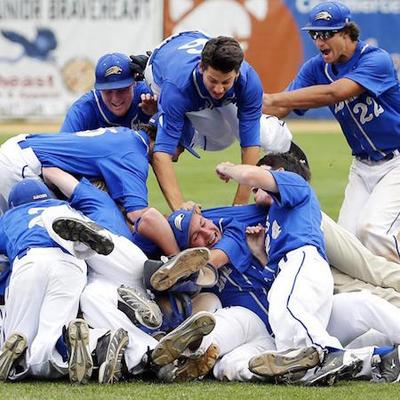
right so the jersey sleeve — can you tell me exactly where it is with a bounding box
[345,48,397,97]
[287,57,320,116]
[98,152,149,212]
[269,171,310,208]
[236,65,263,147]
[60,106,91,133]
[154,82,190,155]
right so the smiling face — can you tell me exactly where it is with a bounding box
[188,213,222,248]
[100,85,134,117]
[310,30,356,64]
[201,65,238,100]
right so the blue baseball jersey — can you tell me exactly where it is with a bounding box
[0,199,68,263]
[20,127,150,212]
[201,206,272,331]
[69,178,133,241]
[264,171,326,279]
[150,31,263,155]
[60,83,152,132]
[288,41,400,161]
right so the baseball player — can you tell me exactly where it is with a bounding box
[61,53,157,132]
[0,125,180,256]
[263,1,400,263]
[215,154,342,358]
[141,31,263,209]
[0,179,95,382]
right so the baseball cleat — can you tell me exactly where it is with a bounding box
[151,311,216,367]
[52,217,114,256]
[249,347,320,377]
[372,345,400,383]
[175,343,220,381]
[288,350,363,386]
[150,248,211,291]
[66,318,93,384]
[117,285,163,329]
[98,328,129,384]
[0,332,27,381]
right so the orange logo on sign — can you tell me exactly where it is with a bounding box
[164,0,303,92]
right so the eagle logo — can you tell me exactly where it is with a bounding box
[105,66,122,77]
[174,213,186,231]
[315,11,332,21]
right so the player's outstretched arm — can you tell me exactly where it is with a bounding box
[152,151,185,211]
[216,162,278,194]
[264,78,364,111]
[42,167,79,199]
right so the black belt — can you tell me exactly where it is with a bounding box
[357,151,399,162]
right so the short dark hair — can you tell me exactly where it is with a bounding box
[201,36,244,73]
[257,153,311,182]
[342,22,360,42]
[138,123,157,142]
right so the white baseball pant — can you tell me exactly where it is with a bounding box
[338,155,400,263]
[2,248,87,379]
[0,134,42,215]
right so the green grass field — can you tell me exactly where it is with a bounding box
[0,123,393,399]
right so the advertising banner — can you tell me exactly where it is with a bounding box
[1,0,399,119]
[0,0,163,119]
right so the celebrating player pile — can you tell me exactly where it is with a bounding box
[1,0,400,388]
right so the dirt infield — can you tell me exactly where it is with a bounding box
[287,119,340,134]
[0,119,341,135]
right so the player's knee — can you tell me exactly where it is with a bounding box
[356,219,376,247]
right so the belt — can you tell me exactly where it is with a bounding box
[16,247,71,260]
[356,149,400,163]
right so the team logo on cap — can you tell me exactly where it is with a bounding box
[315,11,332,21]
[174,213,185,231]
[105,66,122,77]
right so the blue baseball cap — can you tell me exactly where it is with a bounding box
[8,179,55,209]
[167,208,196,249]
[149,113,201,159]
[95,52,134,90]
[302,1,352,31]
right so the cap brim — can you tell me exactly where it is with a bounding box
[301,23,346,31]
[95,78,134,90]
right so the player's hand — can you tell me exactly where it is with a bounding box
[216,161,235,183]
[246,224,267,266]
[262,93,273,107]
[129,51,152,81]
[180,200,202,214]
[140,93,158,115]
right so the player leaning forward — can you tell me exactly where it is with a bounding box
[142,31,264,208]
[215,156,343,374]
[263,1,400,263]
